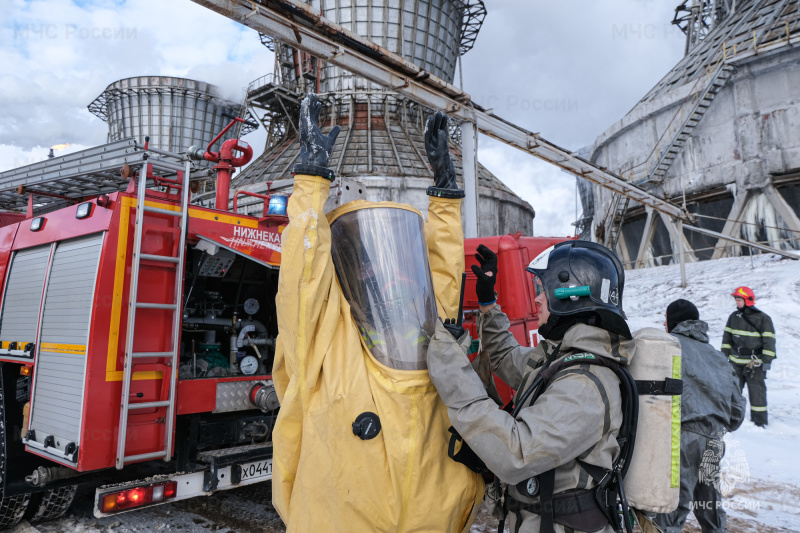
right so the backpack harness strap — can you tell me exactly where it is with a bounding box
[504,354,620,533]
[635,378,683,395]
[506,483,611,533]
[505,352,643,533]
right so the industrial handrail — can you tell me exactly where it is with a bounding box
[248,72,300,94]
[247,73,279,93]
[233,190,272,217]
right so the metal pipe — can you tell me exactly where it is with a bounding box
[367,96,373,173]
[677,220,687,287]
[184,317,238,327]
[250,383,281,412]
[460,121,478,238]
[683,224,800,260]
[192,0,689,221]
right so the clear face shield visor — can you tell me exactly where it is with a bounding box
[532,275,545,298]
[330,206,438,371]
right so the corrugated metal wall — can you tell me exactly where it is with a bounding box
[98,76,241,153]
[28,233,104,461]
[0,245,50,351]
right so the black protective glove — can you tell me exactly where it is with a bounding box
[471,244,498,305]
[424,111,464,199]
[293,93,341,180]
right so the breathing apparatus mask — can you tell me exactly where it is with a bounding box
[527,240,631,341]
[330,203,438,370]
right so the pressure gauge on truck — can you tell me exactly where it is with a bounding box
[243,298,260,315]
[240,355,259,375]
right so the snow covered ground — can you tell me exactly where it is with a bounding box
[10,253,800,532]
[623,253,800,532]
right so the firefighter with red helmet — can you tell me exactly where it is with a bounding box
[721,286,775,427]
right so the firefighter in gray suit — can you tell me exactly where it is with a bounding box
[427,241,633,533]
[655,299,746,533]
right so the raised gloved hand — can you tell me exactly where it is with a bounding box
[471,244,498,305]
[424,111,464,199]
[294,93,341,180]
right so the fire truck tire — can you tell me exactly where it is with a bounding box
[0,494,31,529]
[25,485,77,524]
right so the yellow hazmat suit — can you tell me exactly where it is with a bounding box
[272,173,482,532]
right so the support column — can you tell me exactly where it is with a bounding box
[677,220,687,287]
[658,211,698,264]
[763,184,800,242]
[711,192,750,259]
[461,120,479,238]
[658,212,689,286]
[616,231,632,270]
[635,208,657,269]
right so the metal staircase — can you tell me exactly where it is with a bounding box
[637,64,734,186]
[605,55,735,249]
[604,0,797,250]
[115,159,191,469]
[604,194,632,251]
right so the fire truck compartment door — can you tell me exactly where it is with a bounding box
[27,233,104,464]
[0,245,51,359]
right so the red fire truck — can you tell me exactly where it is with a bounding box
[463,234,576,404]
[0,125,287,526]
[0,120,575,526]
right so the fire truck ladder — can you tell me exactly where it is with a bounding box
[116,158,191,469]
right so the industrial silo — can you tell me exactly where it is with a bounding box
[222,0,535,237]
[583,0,800,268]
[88,76,257,155]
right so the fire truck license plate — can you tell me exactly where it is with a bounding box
[239,459,272,481]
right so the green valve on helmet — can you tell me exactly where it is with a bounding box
[554,286,591,299]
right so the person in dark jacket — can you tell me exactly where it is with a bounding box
[721,286,775,427]
[655,299,746,533]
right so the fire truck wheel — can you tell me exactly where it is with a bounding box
[25,485,77,524]
[0,494,31,528]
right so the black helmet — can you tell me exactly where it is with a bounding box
[526,240,631,339]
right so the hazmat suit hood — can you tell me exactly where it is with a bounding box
[328,201,438,370]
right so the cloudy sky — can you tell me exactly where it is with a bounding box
[0,0,686,235]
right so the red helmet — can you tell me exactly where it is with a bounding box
[731,286,755,306]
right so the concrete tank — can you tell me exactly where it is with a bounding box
[88,76,256,154]
[584,0,800,267]
[224,0,535,237]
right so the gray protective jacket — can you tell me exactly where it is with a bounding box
[428,307,632,533]
[671,320,746,436]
